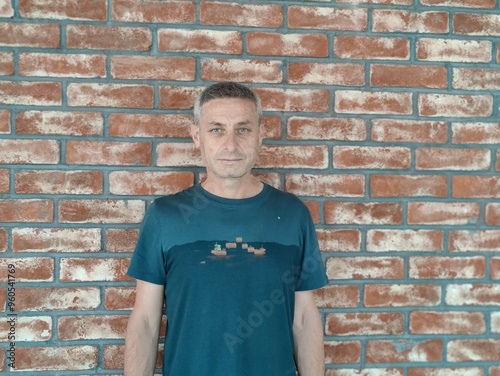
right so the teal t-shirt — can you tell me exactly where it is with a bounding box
[128,183,328,376]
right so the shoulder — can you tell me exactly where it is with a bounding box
[265,184,309,212]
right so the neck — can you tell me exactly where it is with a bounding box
[201,175,263,199]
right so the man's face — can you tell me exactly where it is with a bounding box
[191,97,263,181]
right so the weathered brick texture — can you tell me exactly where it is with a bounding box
[1,0,499,374]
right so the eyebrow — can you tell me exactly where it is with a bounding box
[208,120,252,126]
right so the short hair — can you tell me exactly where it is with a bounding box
[193,82,262,126]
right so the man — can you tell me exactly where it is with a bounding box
[124,82,328,376]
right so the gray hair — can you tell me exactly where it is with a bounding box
[193,82,262,127]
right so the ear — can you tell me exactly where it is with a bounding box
[258,124,264,147]
[190,124,200,148]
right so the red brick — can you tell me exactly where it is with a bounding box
[333,146,410,169]
[12,228,101,253]
[60,257,132,282]
[314,285,359,308]
[0,23,60,48]
[417,148,490,170]
[373,10,448,33]
[0,51,13,75]
[491,366,500,376]
[111,56,195,80]
[326,312,404,336]
[367,230,443,252]
[454,13,500,35]
[304,200,320,224]
[0,1,13,17]
[113,0,194,23]
[408,368,484,376]
[448,339,500,362]
[19,53,105,78]
[316,229,361,253]
[0,109,9,133]
[201,58,282,84]
[0,228,6,252]
[447,284,500,306]
[0,139,60,164]
[486,203,500,225]
[285,173,364,197]
[58,315,128,340]
[261,116,282,139]
[452,122,500,144]
[0,347,3,371]
[288,62,365,86]
[159,85,202,109]
[67,83,153,108]
[0,199,53,222]
[335,90,412,115]
[366,339,442,363]
[0,81,61,106]
[449,230,500,252]
[371,175,447,197]
[410,256,485,279]
[491,258,500,279]
[0,316,51,341]
[19,0,106,20]
[201,2,282,27]
[494,312,500,332]
[419,94,493,117]
[417,38,491,62]
[324,341,361,364]
[365,284,441,307]
[326,256,404,279]
[408,202,480,225]
[156,142,201,167]
[371,64,447,88]
[287,117,366,141]
[288,6,367,31]
[66,140,151,166]
[371,119,447,143]
[325,201,402,225]
[410,311,485,335]
[0,257,53,282]
[334,36,409,60]
[453,68,500,90]
[255,87,330,112]
[338,0,412,3]
[256,145,328,169]
[108,113,191,138]
[453,176,500,198]
[16,110,103,136]
[421,0,495,6]
[105,287,135,310]
[15,170,102,195]
[67,25,151,50]
[158,29,242,54]
[15,286,100,311]
[103,343,164,370]
[0,169,8,194]
[247,32,328,57]
[15,346,98,371]
[105,229,139,253]
[109,171,193,195]
[59,200,145,224]
[326,369,404,376]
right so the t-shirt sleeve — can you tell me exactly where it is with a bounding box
[295,205,329,291]
[127,201,166,286]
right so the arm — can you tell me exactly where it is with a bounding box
[124,279,165,376]
[293,290,325,376]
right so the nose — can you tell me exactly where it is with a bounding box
[222,131,237,151]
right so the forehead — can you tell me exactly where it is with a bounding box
[200,98,258,122]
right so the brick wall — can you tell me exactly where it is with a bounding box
[0,0,499,374]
